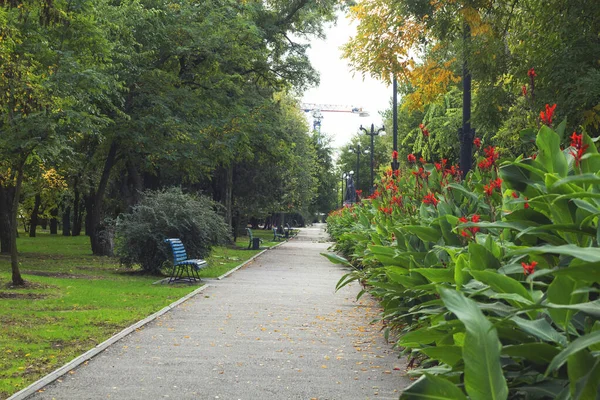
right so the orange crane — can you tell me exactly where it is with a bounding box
[300,103,370,132]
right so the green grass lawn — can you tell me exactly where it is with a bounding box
[0,230,281,398]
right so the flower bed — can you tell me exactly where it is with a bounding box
[325,123,600,399]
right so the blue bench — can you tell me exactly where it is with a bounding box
[273,227,285,241]
[164,238,207,283]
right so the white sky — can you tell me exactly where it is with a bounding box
[301,14,391,150]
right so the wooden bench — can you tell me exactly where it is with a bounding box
[164,238,207,283]
[246,228,263,250]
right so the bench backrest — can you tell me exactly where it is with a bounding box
[164,238,188,264]
[246,228,253,239]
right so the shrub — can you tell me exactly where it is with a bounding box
[115,188,230,273]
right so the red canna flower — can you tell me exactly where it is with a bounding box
[511,191,519,199]
[391,195,403,207]
[570,132,583,148]
[407,154,416,163]
[521,260,537,275]
[483,146,499,162]
[478,158,493,171]
[527,68,537,79]
[422,193,439,206]
[393,169,400,177]
[571,145,589,167]
[356,189,362,198]
[419,124,430,137]
[492,178,503,189]
[524,196,530,209]
[419,157,426,164]
[522,85,527,96]
[435,162,442,171]
[392,150,398,160]
[484,184,494,196]
[540,103,557,126]
[473,137,481,148]
[471,214,481,223]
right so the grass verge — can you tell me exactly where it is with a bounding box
[0,230,283,398]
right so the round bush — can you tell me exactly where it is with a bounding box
[115,188,230,273]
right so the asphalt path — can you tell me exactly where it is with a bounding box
[28,224,410,400]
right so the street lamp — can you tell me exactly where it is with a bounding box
[341,172,347,208]
[348,144,362,193]
[359,124,386,194]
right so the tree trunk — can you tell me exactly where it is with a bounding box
[225,164,233,230]
[72,186,82,236]
[10,165,25,285]
[84,193,93,236]
[62,205,71,236]
[0,185,15,254]
[49,207,58,234]
[90,140,117,256]
[29,194,41,237]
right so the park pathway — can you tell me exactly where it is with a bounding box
[29,224,410,400]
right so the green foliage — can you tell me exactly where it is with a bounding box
[327,124,600,398]
[115,188,230,272]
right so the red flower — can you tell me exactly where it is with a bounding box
[356,189,362,198]
[540,103,557,126]
[407,154,416,163]
[419,157,426,164]
[483,146,499,162]
[484,184,494,196]
[527,68,537,79]
[521,261,537,275]
[435,162,442,171]
[478,158,493,171]
[511,191,519,199]
[473,137,481,148]
[491,178,503,189]
[459,216,468,223]
[471,214,481,223]
[392,150,398,160]
[391,195,402,207]
[571,145,589,167]
[457,214,480,239]
[422,193,438,206]
[419,124,430,137]
[393,169,400,177]
[522,85,527,96]
[570,132,583,148]
[531,153,537,160]
[524,196,530,209]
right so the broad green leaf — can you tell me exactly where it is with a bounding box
[419,346,463,367]
[502,343,560,365]
[439,288,508,400]
[567,350,595,397]
[470,270,532,301]
[402,225,442,242]
[545,299,600,317]
[536,125,568,177]
[554,262,600,283]
[574,359,600,400]
[400,373,468,400]
[551,173,600,190]
[519,127,536,143]
[399,328,449,347]
[510,244,600,263]
[321,252,350,266]
[547,275,587,330]
[413,268,454,283]
[454,254,471,288]
[469,243,501,270]
[500,162,546,197]
[510,316,567,346]
[546,331,600,374]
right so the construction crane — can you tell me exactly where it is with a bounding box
[300,103,370,133]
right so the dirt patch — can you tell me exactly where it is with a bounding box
[22,271,104,280]
[2,280,56,290]
[0,291,48,299]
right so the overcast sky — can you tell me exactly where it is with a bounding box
[301,14,391,150]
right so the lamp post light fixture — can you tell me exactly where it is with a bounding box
[359,123,386,194]
[341,172,347,208]
[348,144,366,193]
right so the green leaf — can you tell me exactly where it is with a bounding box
[510,316,567,346]
[413,268,455,283]
[574,358,600,399]
[502,343,560,365]
[545,299,600,318]
[519,127,536,143]
[439,288,508,400]
[510,244,600,263]
[550,173,600,190]
[470,270,532,301]
[547,275,587,330]
[400,374,468,400]
[454,254,471,288]
[320,252,351,266]
[567,350,595,397]
[554,262,600,283]
[399,327,449,347]
[469,243,502,270]
[546,331,600,374]
[419,346,463,367]
[402,225,442,242]
[536,125,568,177]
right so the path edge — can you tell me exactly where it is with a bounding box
[7,284,211,400]
[215,240,288,280]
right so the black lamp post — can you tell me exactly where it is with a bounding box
[392,76,399,171]
[341,172,347,208]
[359,124,385,194]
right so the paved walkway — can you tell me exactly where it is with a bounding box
[29,224,410,399]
